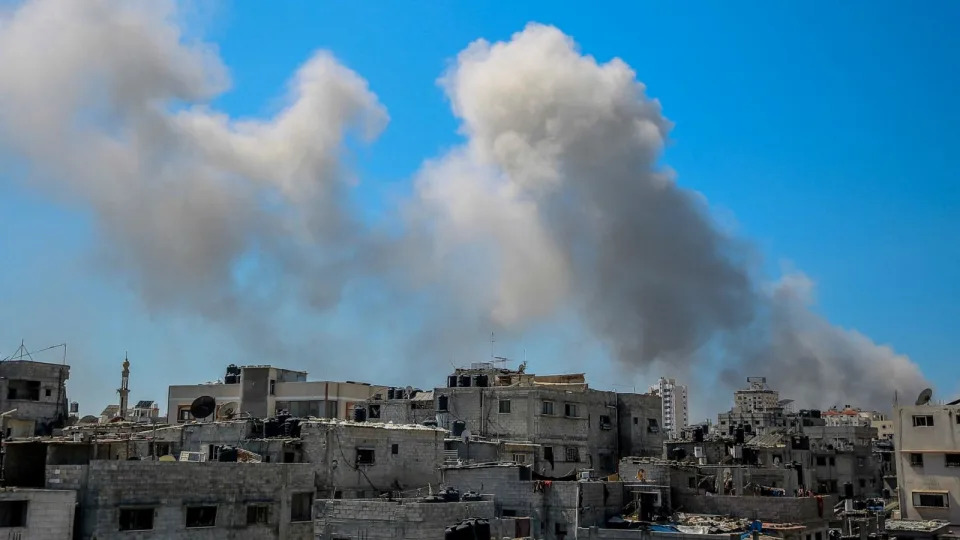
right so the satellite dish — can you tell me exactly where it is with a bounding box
[916,388,933,406]
[190,396,216,420]
[217,401,240,420]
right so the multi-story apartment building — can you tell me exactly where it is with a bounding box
[718,377,789,436]
[651,377,688,439]
[894,399,960,525]
[436,364,663,476]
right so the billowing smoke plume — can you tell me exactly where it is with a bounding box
[0,2,928,410]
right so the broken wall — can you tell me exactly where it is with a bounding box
[314,498,496,540]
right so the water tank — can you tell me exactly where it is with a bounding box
[218,446,238,462]
[354,408,367,422]
[69,402,79,414]
[693,427,704,442]
[437,395,449,412]
[475,374,489,388]
[448,375,458,388]
[283,417,301,437]
[452,420,466,437]
[387,388,396,400]
[735,427,745,445]
[264,419,281,438]
[458,375,472,387]
[844,481,854,498]
[225,364,241,384]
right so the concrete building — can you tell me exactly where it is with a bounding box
[48,461,317,539]
[650,377,688,440]
[0,360,70,437]
[718,377,790,436]
[167,364,384,422]
[0,488,77,539]
[822,406,886,428]
[436,366,662,477]
[893,399,960,526]
[362,389,436,426]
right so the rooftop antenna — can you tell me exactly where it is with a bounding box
[490,332,495,359]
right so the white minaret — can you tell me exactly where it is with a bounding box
[118,355,130,420]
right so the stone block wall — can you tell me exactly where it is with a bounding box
[671,491,837,524]
[0,488,76,539]
[314,498,495,539]
[48,461,317,540]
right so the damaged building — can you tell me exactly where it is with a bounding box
[433,363,663,477]
[0,359,70,437]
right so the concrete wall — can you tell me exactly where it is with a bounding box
[579,528,740,540]
[314,498,496,539]
[617,394,664,459]
[47,461,317,540]
[0,488,76,539]
[671,490,837,524]
[301,421,445,497]
[0,360,70,434]
[894,403,960,525]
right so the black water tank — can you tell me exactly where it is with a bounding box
[284,417,301,437]
[437,395,449,412]
[735,427,745,445]
[354,407,367,422]
[448,375,458,388]
[475,374,489,387]
[844,481,854,498]
[458,375,472,387]
[693,427,704,442]
[219,446,238,462]
[452,420,466,437]
[387,388,395,400]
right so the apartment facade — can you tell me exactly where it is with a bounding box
[0,360,70,436]
[651,377,688,439]
[894,401,960,525]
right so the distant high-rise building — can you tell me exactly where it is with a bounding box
[651,377,688,438]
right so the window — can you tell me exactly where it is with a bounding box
[178,407,192,421]
[815,533,823,540]
[247,504,270,525]
[185,506,217,528]
[633,416,638,425]
[829,457,836,466]
[859,479,866,488]
[688,477,697,488]
[913,415,934,427]
[912,492,948,508]
[291,492,313,522]
[502,509,518,517]
[269,379,276,396]
[543,446,554,462]
[6,380,40,401]
[356,448,375,465]
[555,522,568,535]
[910,453,924,467]
[0,501,28,527]
[946,454,960,467]
[513,453,526,464]
[119,508,154,531]
[45,389,51,397]
[565,447,579,462]
[816,456,826,466]
[499,400,511,414]
[599,415,611,429]
[564,403,578,418]
[541,401,554,415]
[368,404,381,419]
[391,444,399,455]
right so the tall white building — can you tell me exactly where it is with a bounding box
[651,377,688,439]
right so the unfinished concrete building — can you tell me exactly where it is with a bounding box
[315,497,498,539]
[167,364,384,422]
[0,359,70,437]
[434,365,662,477]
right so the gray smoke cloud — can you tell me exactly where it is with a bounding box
[0,2,928,410]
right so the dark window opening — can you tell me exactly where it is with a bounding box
[246,504,269,525]
[688,477,697,488]
[815,533,823,540]
[391,444,399,455]
[859,479,866,488]
[541,401,554,415]
[913,492,948,508]
[564,403,578,417]
[946,454,960,467]
[356,448,375,465]
[910,453,924,467]
[543,446,554,462]
[816,456,826,466]
[291,492,313,522]
[913,415,934,427]
[829,457,836,466]
[502,509,518,517]
[119,508,154,531]
[283,452,296,463]
[368,405,381,419]
[0,501,28,527]
[269,379,276,395]
[44,389,51,397]
[499,400,511,414]
[185,506,217,528]
[599,415,612,429]
[633,416,638,425]
[6,380,40,401]
[647,418,659,433]
[565,447,579,462]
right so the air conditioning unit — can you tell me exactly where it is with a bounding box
[694,447,705,458]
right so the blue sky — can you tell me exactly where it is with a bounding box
[1,1,957,418]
